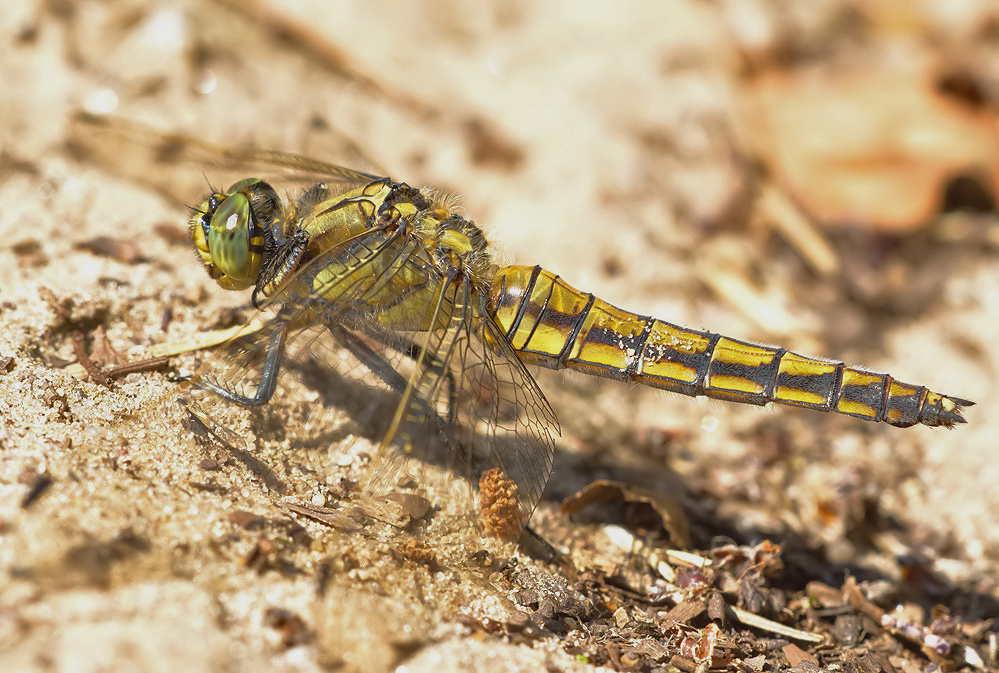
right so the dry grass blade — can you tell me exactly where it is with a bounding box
[61,316,269,380]
[758,181,840,277]
[729,605,825,643]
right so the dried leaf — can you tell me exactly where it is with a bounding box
[75,236,149,263]
[561,479,690,547]
[782,643,818,667]
[746,66,999,231]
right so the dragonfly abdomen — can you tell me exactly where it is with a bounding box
[490,265,971,428]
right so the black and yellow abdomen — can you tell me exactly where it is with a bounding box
[489,265,971,428]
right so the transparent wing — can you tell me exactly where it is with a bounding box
[355,274,559,539]
[67,112,387,205]
[185,224,558,540]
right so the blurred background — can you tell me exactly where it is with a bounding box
[1,0,997,670]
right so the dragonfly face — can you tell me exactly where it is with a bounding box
[190,178,279,290]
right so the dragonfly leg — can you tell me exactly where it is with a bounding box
[403,340,458,427]
[201,324,288,406]
[328,325,411,397]
[328,326,458,436]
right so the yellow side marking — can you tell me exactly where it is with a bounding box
[836,398,879,418]
[835,368,884,418]
[438,230,473,255]
[774,386,828,407]
[888,380,919,398]
[709,374,764,396]
[841,369,884,388]
[637,323,712,384]
[508,273,554,350]
[570,300,647,372]
[773,353,837,407]
[521,278,591,358]
[636,361,699,385]
[712,337,776,368]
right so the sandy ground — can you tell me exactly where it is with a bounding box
[1,1,997,671]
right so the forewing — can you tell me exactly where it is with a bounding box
[68,112,386,205]
[355,276,559,540]
[464,297,560,532]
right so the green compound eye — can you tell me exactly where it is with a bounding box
[204,179,278,284]
[208,191,260,282]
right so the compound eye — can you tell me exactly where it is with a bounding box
[229,178,279,224]
[207,191,262,282]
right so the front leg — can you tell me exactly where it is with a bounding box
[200,323,289,407]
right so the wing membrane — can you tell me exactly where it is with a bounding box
[68,112,386,205]
[187,222,558,538]
[340,273,558,537]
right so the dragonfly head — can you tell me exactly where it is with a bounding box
[190,178,280,290]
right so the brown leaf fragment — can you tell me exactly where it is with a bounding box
[463,117,524,171]
[75,235,149,263]
[12,239,47,266]
[243,538,280,573]
[263,607,311,649]
[154,221,190,246]
[19,470,53,508]
[664,597,706,626]
[360,492,431,529]
[71,330,111,387]
[89,325,127,369]
[711,539,784,579]
[159,306,173,331]
[842,576,886,624]
[667,654,699,673]
[380,492,431,521]
[228,510,267,530]
[104,354,172,379]
[560,479,691,547]
[746,66,999,231]
[782,642,818,667]
[678,622,720,663]
[806,581,845,608]
[283,501,364,532]
[188,481,228,495]
[707,590,727,624]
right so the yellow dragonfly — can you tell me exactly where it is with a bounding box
[73,114,973,541]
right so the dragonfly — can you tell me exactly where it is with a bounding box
[73,114,973,542]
